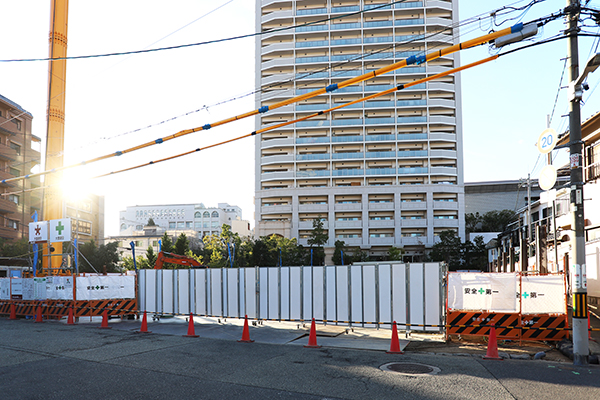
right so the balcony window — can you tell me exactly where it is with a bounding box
[9,142,21,155]
[8,194,19,204]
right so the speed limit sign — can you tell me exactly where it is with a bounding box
[537,128,557,154]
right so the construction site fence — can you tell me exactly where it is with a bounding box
[446,272,569,341]
[138,263,445,331]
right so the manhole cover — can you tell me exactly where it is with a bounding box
[380,362,440,376]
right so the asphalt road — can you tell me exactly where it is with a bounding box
[1,318,599,400]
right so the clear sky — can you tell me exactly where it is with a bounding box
[1,0,599,237]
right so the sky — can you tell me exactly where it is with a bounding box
[1,0,599,237]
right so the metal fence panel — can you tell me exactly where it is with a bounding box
[391,263,407,329]
[290,267,302,320]
[378,264,392,329]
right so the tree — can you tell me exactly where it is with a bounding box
[145,246,157,267]
[387,246,404,261]
[307,215,328,266]
[160,233,174,253]
[78,240,120,273]
[465,210,517,234]
[147,218,156,226]
[174,233,190,255]
[332,240,351,265]
[429,230,463,271]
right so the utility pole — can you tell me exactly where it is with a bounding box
[566,0,588,365]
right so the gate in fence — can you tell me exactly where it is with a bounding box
[138,262,445,331]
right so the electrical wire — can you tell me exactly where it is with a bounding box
[0,0,409,63]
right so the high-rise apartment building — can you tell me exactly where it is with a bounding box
[255,0,464,259]
[0,94,42,242]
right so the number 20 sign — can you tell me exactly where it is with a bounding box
[537,128,557,154]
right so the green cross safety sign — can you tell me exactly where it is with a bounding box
[56,221,65,235]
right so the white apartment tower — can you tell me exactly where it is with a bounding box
[255,0,465,259]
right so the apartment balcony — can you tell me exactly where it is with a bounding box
[261,104,294,117]
[428,82,455,92]
[261,204,293,214]
[429,116,456,125]
[262,73,294,86]
[336,237,363,246]
[0,198,17,214]
[0,169,15,186]
[335,203,362,211]
[299,220,329,229]
[401,219,427,227]
[261,57,294,71]
[369,236,395,245]
[429,149,457,158]
[261,154,294,164]
[260,88,294,101]
[401,236,425,246]
[261,137,294,149]
[298,204,328,213]
[261,42,294,56]
[430,166,457,175]
[369,219,395,228]
[427,98,456,109]
[401,202,426,210]
[0,143,17,162]
[427,0,453,11]
[429,133,456,142]
[0,225,18,241]
[261,171,295,181]
[368,202,394,210]
[334,220,362,228]
[260,9,293,24]
[433,201,459,210]
[433,218,459,227]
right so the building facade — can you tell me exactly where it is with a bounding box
[255,0,464,258]
[0,94,42,242]
[118,203,249,239]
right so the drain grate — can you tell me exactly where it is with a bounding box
[380,362,440,376]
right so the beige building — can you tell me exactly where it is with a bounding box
[0,94,42,242]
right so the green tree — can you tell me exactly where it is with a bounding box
[145,246,157,267]
[147,218,156,226]
[332,240,352,265]
[174,233,190,255]
[429,230,463,271]
[203,234,226,268]
[160,233,174,253]
[387,246,404,261]
[481,210,517,232]
[307,215,328,266]
[79,240,120,273]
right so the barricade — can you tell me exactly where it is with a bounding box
[446,272,569,342]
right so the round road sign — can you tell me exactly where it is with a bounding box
[539,165,557,191]
[537,128,557,154]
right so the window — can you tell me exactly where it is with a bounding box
[75,220,92,235]
[9,142,21,155]
[169,222,176,229]
[8,194,18,204]
[203,211,210,218]
[203,221,209,228]
[136,225,143,230]
[194,211,201,218]
[120,223,127,230]
[211,221,219,228]
[177,221,185,229]
[12,120,21,131]
[152,241,158,246]
[9,167,19,176]
[7,220,17,229]
[212,211,219,218]
[135,240,143,246]
[186,221,193,228]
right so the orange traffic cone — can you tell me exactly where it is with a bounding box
[183,313,199,337]
[34,305,44,323]
[138,311,151,334]
[99,309,112,329]
[387,321,404,354]
[304,318,321,348]
[9,303,17,320]
[67,306,76,325]
[238,315,254,343]
[483,326,503,360]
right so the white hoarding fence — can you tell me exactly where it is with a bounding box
[520,274,566,314]
[138,263,445,331]
[76,275,136,300]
